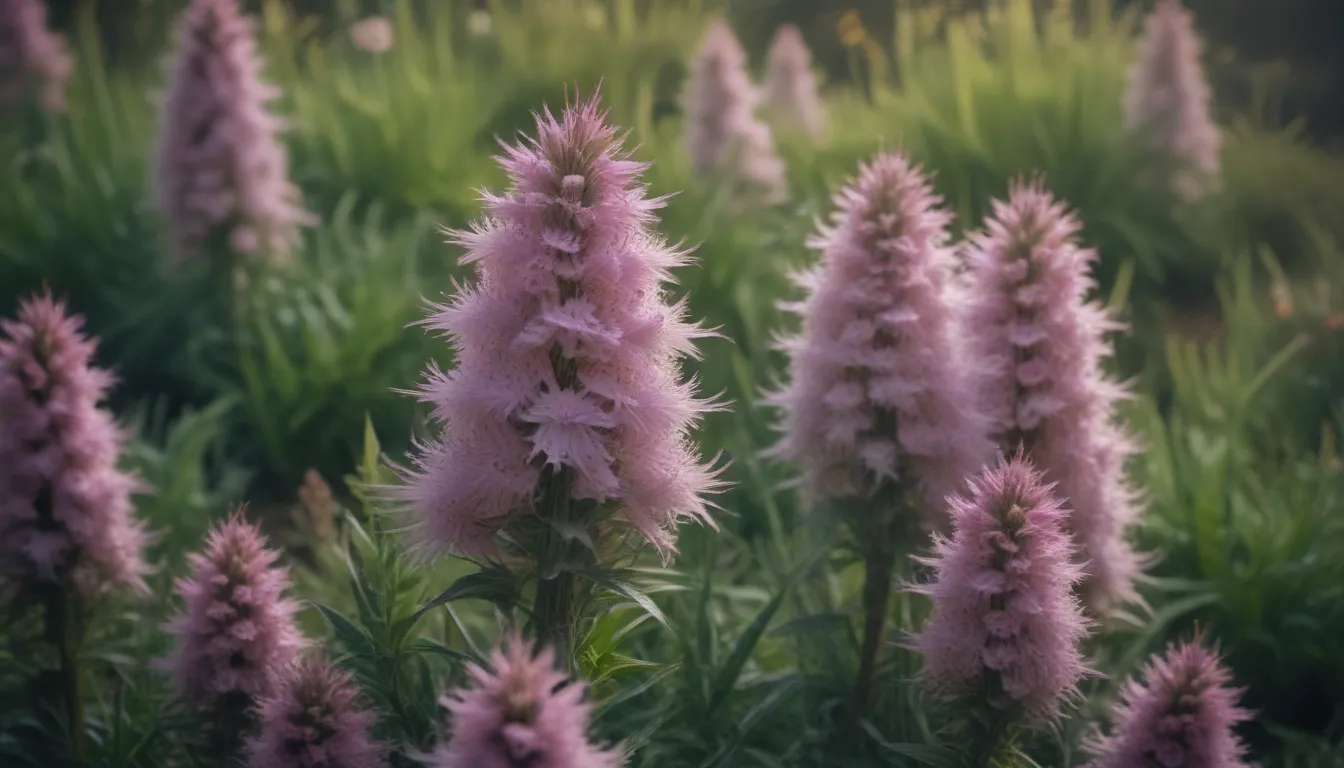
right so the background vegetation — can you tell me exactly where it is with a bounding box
[3,0,1343,765]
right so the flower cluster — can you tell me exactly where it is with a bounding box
[766,152,990,519]
[682,20,787,205]
[154,0,310,264]
[1124,0,1221,199]
[1088,639,1253,768]
[961,180,1141,614]
[435,632,622,768]
[909,454,1090,721]
[246,655,383,768]
[763,24,824,140]
[0,0,71,112]
[402,92,722,560]
[164,510,304,713]
[0,292,146,597]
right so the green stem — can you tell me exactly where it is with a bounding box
[532,467,578,667]
[968,712,1012,768]
[41,585,83,759]
[847,482,906,733]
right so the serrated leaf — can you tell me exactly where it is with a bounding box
[580,570,673,633]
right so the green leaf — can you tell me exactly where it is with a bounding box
[580,570,673,633]
[410,567,518,628]
[313,603,376,657]
[707,588,786,715]
[860,721,960,767]
[406,637,478,667]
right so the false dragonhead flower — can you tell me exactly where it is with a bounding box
[1124,0,1221,199]
[164,509,304,714]
[909,452,1091,721]
[961,179,1142,616]
[435,631,622,768]
[0,0,72,112]
[245,654,383,768]
[0,291,146,597]
[765,151,991,522]
[154,0,311,264]
[763,24,824,140]
[1088,637,1253,768]
[682,19,787,205]
[401,91,723,561]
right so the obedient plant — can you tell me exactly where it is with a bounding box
[1124,0,1221,200]
[1088,638,1253,768]
[164,510,305,751]
[401,91,723,654]
[435,631,622,768]
[245,654,383,768]
[909,453,1090,761]
[0,292,146,755]
[961,180,1141,616]
[763,24,825,140]
[154,0,310,265]
[0,0,71,112]
[765,152,991,716]
[0,291,147,596]
[682,19,787,205]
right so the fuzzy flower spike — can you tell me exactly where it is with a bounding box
[1124,0,1221,200]
[909,452,1091,722]
[0,0,72,112]
[164,509,304,719]
[435,631,622,768]
[246,654,383,768]
[402,91,723,560]
[0,291,146,597]
[962,179,1142,616]
[1088,636,1253,768]
[154,0,311,264]
[763,24,825,140]
[683,19,787,205]
[766,151,991,520]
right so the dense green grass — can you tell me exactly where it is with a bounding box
[2,0,1344,765]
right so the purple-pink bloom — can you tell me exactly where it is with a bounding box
[1088,638,1254,768]
[765,151,991,520]
[961,180,1142,615]
[435,631,622,768]
[683,19,787,205]
[164,509,305,713]
[908,453,1090,721]
[400,91,723,561]
[154,0,311,265]
[0,0,72,112]
[1124,0,1221,200]
[763,24,825,140]
[0,292,146,597]
[245,654,383,768]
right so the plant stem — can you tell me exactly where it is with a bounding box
[852,518,896,719]
[532,467,578,667]
[41,585,83,759]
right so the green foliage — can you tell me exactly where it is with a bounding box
[3,0,1344,765]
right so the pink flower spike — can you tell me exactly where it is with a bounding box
[683,19,787,205]
[961,179,1143,615]
[246,654,383,768]
[1124,0,1221,200]
[1088,638,1254,768]
[765,151,992,523]
[164,509,305,714]
[399,90,725,562]
[0,291,147,597]
[763,24,825,140]
[154,0,312,265]
[435,631,623,768]
[0,0,72,112]
[908,453,1091,722]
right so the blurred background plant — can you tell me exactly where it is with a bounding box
[2,0,1343,765]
